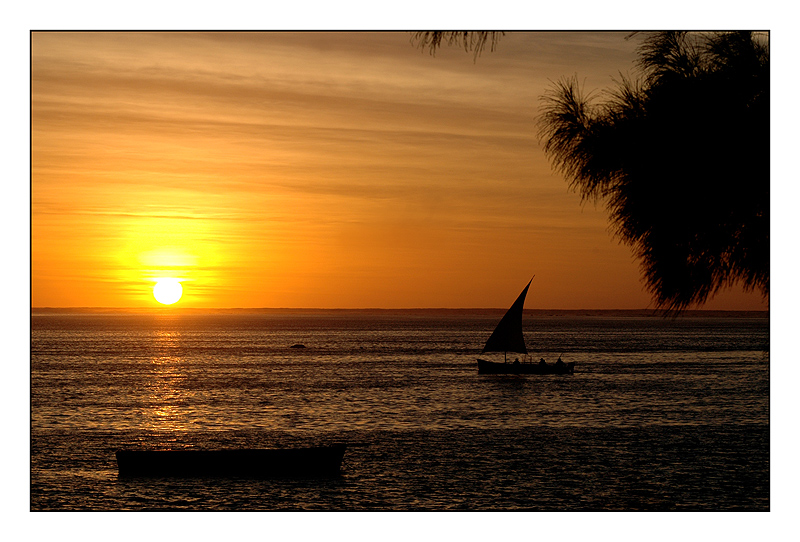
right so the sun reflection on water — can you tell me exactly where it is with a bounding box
[143,328,196,433]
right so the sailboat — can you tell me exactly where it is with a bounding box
[476,277,575,375]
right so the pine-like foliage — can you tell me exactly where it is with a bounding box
[410,31,504,61]
[539,32,769,311]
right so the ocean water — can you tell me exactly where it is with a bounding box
[30,310,769,511]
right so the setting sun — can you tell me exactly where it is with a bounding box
[153,278,183,305]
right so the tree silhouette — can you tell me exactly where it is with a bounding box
[539,32,769,311]
[413,31,769,311]
[411,31,504,61]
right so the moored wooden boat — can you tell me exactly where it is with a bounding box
[115,444,347,478]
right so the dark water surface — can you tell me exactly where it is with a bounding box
[30,311,769,511]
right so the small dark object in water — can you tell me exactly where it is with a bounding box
[290,343,306,348]
[115,445,346,478]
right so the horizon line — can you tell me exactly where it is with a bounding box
[30,306,769,315]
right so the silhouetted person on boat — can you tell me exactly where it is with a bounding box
[555,357,566,371]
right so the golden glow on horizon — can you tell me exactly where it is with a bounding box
[153,278,183,305]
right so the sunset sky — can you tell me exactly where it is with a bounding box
[31,31,769,310]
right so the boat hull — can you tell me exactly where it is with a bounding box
[477,358,575,375]
[115,445,347,478]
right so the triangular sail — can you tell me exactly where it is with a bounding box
[482,278,533,354]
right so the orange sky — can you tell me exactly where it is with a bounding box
[31,31,768,310]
